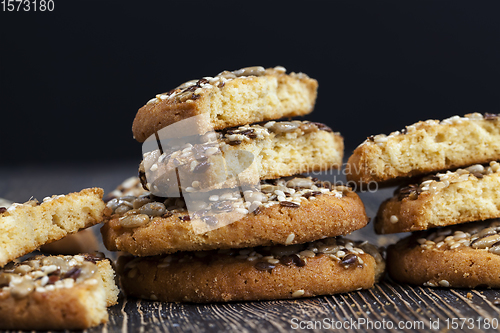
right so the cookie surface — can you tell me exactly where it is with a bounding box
[101,177,369,256]
[388,219,500,288]
[140,120,343,195]
[132,66,318,142]
[0,188,105,267]
[376,161,500,234]
[0,253,119,330]
[116,237,384,302]
[347,113,500,185]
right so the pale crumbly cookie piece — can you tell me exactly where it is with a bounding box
[116,237,384,302]
[0,253,119,330]
[347,113,500,185]
[101,177,369,256]
[376,161,500,234]
[387,219,500,288]
[132,66,318,142]
[40,229,99,255]
[0,188,105,267]
[140,120,343,195]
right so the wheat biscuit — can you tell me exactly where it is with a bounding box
[140,120,343,195]
[0,253,119,330]
[376,161,500,234]
[132,66,318,142]
[347,113,500,185]
[101,176,369,256]
[116,237,384,302]
[387,219,500,288]
[0,188,105,267]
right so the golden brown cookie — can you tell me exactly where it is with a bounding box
[388,219,500,288]
[347,113,500,185]
[0,253,119,330]
[0,188,105,267]
[140,120,343,195]
[116,237,384,302]
[101,177,369,256]
[376,161,500,234]
[132,66,318,142]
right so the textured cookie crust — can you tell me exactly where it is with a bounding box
[376,161,500,234]
[101,183,369,256]
[0,254,119,330]
[141,121,343,194]
[347,113,500,185]
[132,66,318,142]
[116,237,385,302]
[387,219,500,288]
[0,188,105,267]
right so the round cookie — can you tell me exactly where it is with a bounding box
[347,113,500,186]
[132,66,318,143]
[101,177,370,256]
[376,161,500,234]
[116,237,385,302]
[140,120,343,195]
[387,219,500,288]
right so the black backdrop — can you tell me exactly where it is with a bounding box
[1,1,499,166]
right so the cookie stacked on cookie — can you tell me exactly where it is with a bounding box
[101,65,385,302]
[347,113,500,288]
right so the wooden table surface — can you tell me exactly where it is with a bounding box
[2,161,500,333]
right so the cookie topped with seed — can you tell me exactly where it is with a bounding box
[387,219,500,288]
[101,176,369,256]
[116,237,384,302]
[0,253,119,330]
[376,161,500,234]
[132,66,318,142]
[347,113,500,186]
[140,120,343,195]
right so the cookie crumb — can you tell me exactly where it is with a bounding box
[467,292,473,299]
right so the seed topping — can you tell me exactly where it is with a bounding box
[0,254,104,299]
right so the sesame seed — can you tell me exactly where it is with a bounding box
[299,250,315,258]
[285,233,295,245]
[390,215,398,224]
[438,280,450,287]
[235,208,249,214]
[292,289,305,298]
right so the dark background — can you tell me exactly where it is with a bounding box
[1,0,499,167]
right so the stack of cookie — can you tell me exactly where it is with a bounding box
[0,188,119,330]
[347,112,500,288]
[101,65,385,302]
